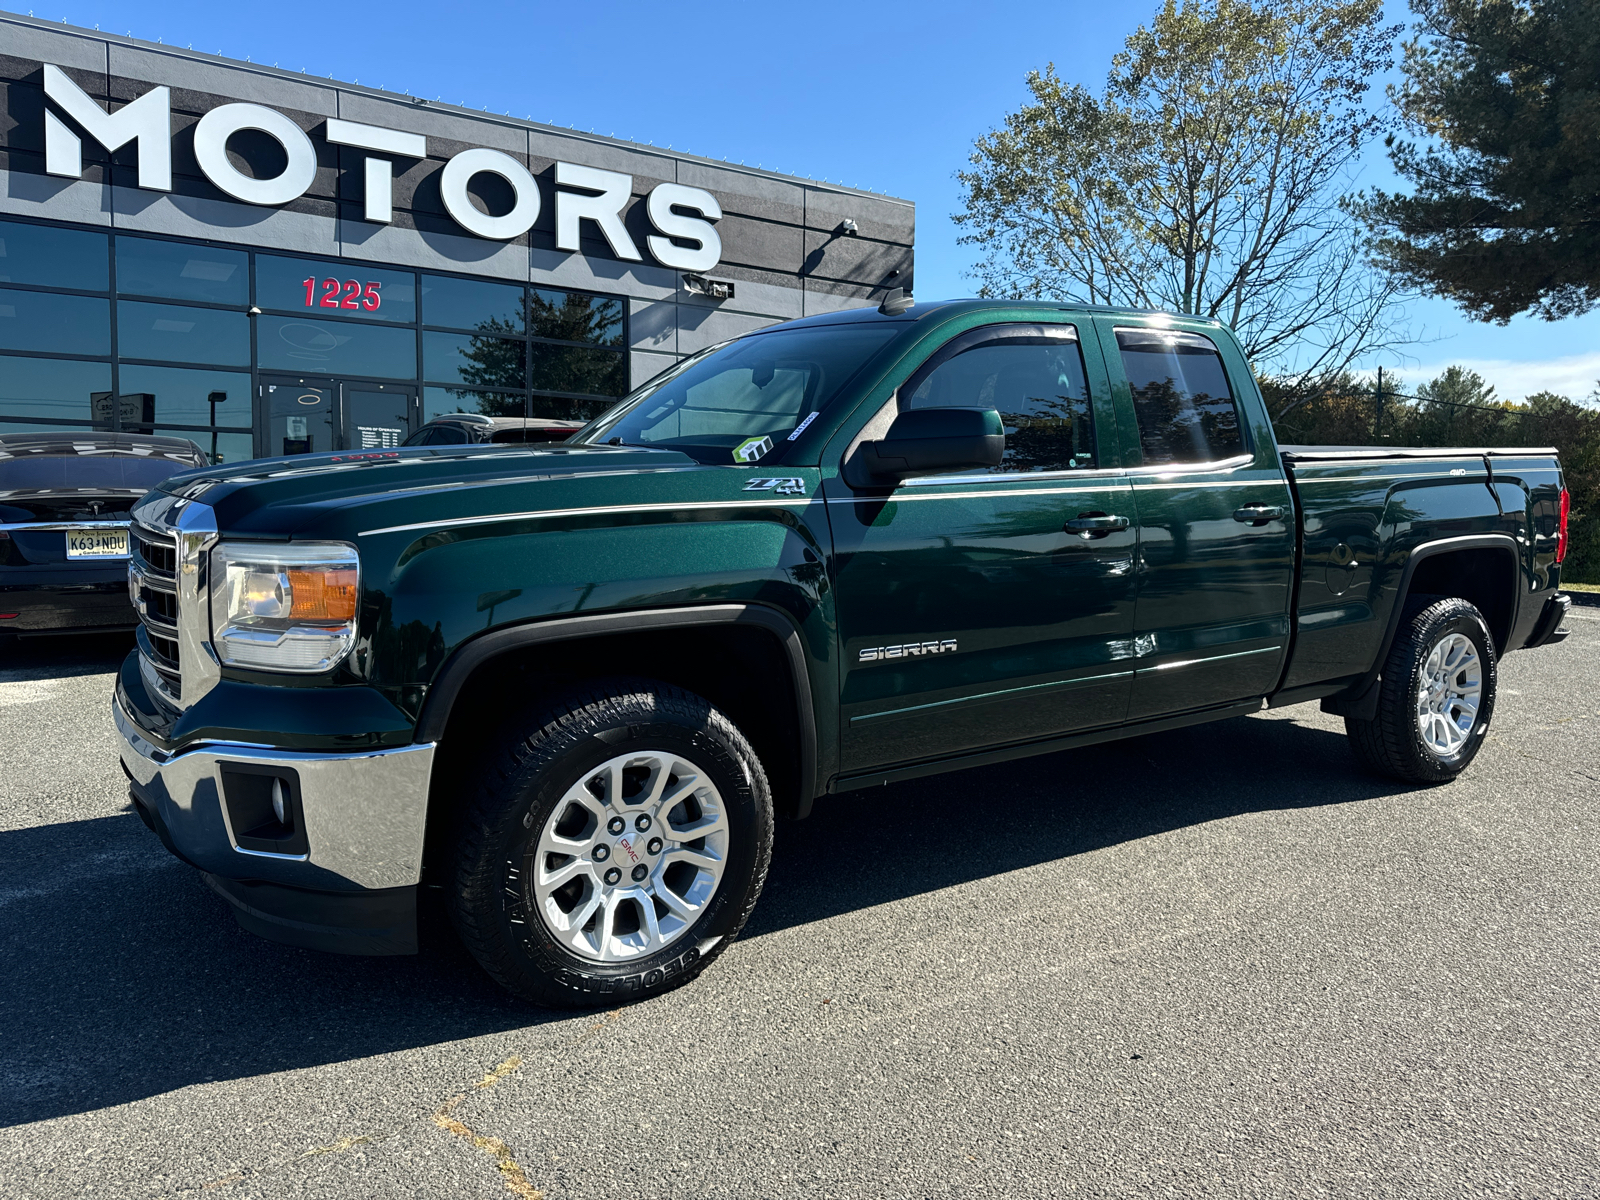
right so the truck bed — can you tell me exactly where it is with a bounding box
[1274,444,1566,708]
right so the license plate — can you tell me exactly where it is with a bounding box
[65,526,130,559]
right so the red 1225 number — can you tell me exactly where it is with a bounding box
[300,277,382,312]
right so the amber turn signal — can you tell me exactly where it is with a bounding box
[286,568,358,621]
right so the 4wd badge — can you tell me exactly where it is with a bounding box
[744,477,807,495]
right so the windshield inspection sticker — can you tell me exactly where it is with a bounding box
[787,412,820,441]
[734,436,773,463]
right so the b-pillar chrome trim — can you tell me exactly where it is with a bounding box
[115,694,437,891]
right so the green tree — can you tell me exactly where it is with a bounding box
[1361,0,1600,322]
[955,0,1405,401]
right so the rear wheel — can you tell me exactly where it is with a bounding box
[1346,596,1498,784]
[450,679,773,1007]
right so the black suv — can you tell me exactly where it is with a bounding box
[1,431,207,635]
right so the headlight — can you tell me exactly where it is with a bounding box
[211,542,360,673]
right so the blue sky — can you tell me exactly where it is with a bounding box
[9,0,1597,402]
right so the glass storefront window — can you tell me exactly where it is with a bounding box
[117,300,250,367]
[423,330,524,389]
[256,256,417,324]
[116,237,248,306]
[530,343,627,398]
[117,365,253,430]
[530,288,624,347]
[530,393,616,423]
[0,289,111,356]
[257,315,417,379]
[0,220,108,290]
[0,356,113,425]
[0,222,636,463]
[424,386,526,420]
[421,275,526,334]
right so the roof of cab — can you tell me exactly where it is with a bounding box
[754,297,1227,334]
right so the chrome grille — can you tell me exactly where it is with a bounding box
[131,522,182,703]
[132,527,177,574]
[128,491,220,710]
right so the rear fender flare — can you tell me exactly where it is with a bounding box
[1324,533,1519,720]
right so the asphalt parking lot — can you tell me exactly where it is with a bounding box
[2,621,1597,1200]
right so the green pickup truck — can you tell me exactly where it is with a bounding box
[116,298,1573,1006]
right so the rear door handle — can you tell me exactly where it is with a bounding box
[1233,504,1286,525]
[1064,513,1131,539]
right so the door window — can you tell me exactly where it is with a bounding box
[1114,329,1245,466]
[903,329,1096,472]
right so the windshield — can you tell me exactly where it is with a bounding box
[574,325,898,465]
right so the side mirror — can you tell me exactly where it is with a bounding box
[845,407,1005,487]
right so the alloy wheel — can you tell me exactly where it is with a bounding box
[530,750,728,962]
[1415,631,1482,758]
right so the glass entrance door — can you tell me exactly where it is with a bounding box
[260,376,418,458]
[264,377,336,458]
[341,383,414,450]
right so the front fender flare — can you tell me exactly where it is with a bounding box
[412,602,820,816]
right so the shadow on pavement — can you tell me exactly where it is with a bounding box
[0,630,135,681]
[746,712,1411,939]
[0,710,1405,1127]
[0,810,546,1128]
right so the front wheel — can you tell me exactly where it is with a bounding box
[450,680,773,1007]
[1345,596,1498,784]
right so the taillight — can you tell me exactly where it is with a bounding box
[1557,488,1570,564]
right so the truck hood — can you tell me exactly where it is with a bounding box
[154,442,704,539]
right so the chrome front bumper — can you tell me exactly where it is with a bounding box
[114,693,436,892]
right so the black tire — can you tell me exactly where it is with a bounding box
[1345,595,1498,784]
[450,678,773,1007]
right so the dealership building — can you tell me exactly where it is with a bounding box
[0,14,914,462]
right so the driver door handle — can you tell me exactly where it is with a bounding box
[1233,504,1286,525]
[1064,513,1131,539]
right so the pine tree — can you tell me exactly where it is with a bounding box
[1362,0,1600,321]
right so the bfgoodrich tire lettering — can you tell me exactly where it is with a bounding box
[450,679,773,1007]
[1345,596,1498,784]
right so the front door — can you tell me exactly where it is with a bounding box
[829,321,1139,773]
[260,376,418,458]
[1097,320,1294,720]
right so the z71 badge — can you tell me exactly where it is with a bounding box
[744,477,807,495]
[859,639,958,663]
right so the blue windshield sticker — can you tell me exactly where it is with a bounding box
[786,411,820,441]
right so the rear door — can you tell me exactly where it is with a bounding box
[828,320,1139,772]
[1097,320,1294,719]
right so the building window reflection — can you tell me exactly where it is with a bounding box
[0,217,633,459]
[117,300,251,367]
[116,237,248,306]
[0,356,113,426]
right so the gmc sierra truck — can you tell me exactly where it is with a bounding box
[115,298,1573,1007]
